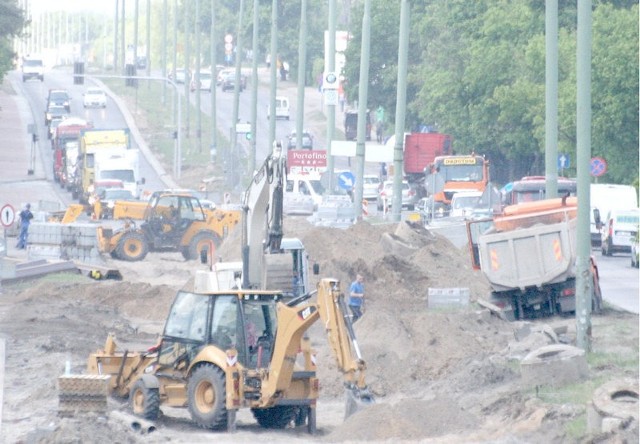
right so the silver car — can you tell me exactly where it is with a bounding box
[362,175,381,201]
[376,180,416,211]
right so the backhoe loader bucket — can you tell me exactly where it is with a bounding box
[344,385,375,419]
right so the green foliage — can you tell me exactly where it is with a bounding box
[0,0,26,80]
[341,0,637,185]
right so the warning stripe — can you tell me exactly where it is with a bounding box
[553,239,563,261]
[362,199,369,216]
[490,249,499,270]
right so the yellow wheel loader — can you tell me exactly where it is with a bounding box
[96,191,240,261]
[86,277,374,433]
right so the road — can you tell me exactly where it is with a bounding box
[15,69,169,202]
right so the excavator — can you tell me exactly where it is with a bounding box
[82,143,374,432]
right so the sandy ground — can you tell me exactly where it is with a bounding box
[0,219,638,443]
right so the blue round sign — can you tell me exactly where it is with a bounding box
[590,157,607,177]
[338,171,355,190]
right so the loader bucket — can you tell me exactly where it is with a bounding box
[344,386,375,419]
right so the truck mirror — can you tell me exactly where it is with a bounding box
[593,208,601,227]
[313,263,320,275]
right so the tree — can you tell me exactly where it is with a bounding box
[0,0,26,80]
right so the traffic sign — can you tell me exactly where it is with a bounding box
[1,204,15,228]
[338,171,355,190]
[590,156,607,177]
[324,89,338,106]
[324,71,338,90]
[235,122,251,134]
[558,153,570,170]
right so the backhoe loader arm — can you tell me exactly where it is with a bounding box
[262,278,373,412]
[314,278,368,391]
[241,142,286,289]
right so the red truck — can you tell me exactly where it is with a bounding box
[52,118,92,191]
[403,132,453,182]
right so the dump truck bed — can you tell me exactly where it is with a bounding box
[477,216,577,293]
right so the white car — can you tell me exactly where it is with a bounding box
[362,175,381,200]
[449,191,483,218]
[83,88,107,108]
[190,70,213,92]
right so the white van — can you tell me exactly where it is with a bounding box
[285,174,324,209]
[591,184,638,246]
[267,96,290,120]
[601,208,639,256]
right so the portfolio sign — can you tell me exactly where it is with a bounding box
[287,150,327,174]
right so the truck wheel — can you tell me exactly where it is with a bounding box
[116,232,149,261]
[130,378,160,420]
[185,232,220,261]
[252,406,297,429]
[187,364,227,430]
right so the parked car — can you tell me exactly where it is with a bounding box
[376,180,416,211]
[190,70,213,92]
[601,208,639,256]
[82,88,107,108]
[286,130,313,150]
[45,104,70,126]
[362,174,381,201]
[47,89,71,112]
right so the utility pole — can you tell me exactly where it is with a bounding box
[326,0,336,192]
[268,0,277,148]
[114,0,119,71]
[134,0,139,77]
[575,0,593,351]
[184,1,191,139]
[392,0,410,222]
[211,0,218,165]
[162,0,167,103]
[354,0,371,218]
[250,0,259,173]
[231,0,244,188]
[545,0,559,199]
[146,0,151,87]
[195,0,202,151]
[121,0,126,74]
[295,0,307,150]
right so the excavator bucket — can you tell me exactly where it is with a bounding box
[344,386,375,419]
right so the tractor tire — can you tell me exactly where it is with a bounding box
[184,232,220,261]
[115,232,149,261]
[187,364,227,430]
[130,378,160,420]
[251,406,298,429]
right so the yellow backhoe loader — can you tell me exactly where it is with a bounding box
[95,190,241,261]
[86,276,374,433]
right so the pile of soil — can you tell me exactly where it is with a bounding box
[0,219,637,443]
